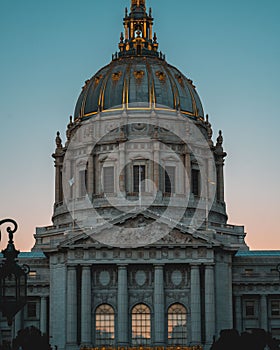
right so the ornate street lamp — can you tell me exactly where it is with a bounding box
[0,219,30,326]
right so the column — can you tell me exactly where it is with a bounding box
[149,23,153,40]
[205,265,215,345]
[216,161,225,202]
[81,266,92,345]
[40,297,47,335]
[66,266,77,348]
[184,152,191,195]
[154,265,165,345]
[87,155,94,199]
[117,265,128,346]
[191,265,201,344]
[119,143,126,193]
[235,295,242,333]
[260,295,268,330]
[153,141,160,191]
[55,160,62,203]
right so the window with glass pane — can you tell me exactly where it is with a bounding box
[165,166,176,193]
[27,301,37,318]
[271,300,280,316]
[79,169,87,197]
[133,165,146,193]
[131,304,151,345]
[95,304,115,345]
[245,300,255,317]
[103,167,114,193]
[168,304,187,345]
[191,169,200,196]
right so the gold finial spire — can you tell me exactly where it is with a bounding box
[115,0,164,60]
[131,0,146,10]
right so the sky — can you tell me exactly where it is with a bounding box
[0,0,279,251]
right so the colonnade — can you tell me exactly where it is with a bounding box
[65,263,216,348]
[54,143,225,206]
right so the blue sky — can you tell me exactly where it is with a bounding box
[0,0,279,250]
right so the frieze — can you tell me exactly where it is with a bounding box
[89,251,96,259]
[105,122,119,133]
[233,283,280,294]
[130,291,152,302]
[74,250,84,259]
[198,248,207,258]
[93,267,117,288]
[165,267,188,288]
[95,293,115,304]
[158,231,193,245]
[166,291,188,300]
[129,266,152,288]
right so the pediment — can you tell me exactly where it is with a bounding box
[58,211,218,249]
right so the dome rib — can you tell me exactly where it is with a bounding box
[74,57,204,120]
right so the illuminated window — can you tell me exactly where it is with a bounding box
[168,304,187,345]
[131,304,151,345]
[271,300,280,316]
[103,167,114,193]
[165,166,176,193]
[28,271,37,279]
[244,269,254,276]
[133,165,146,193]
[95,304,115,345]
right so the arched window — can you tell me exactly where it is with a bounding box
[131,304,151,345]
[168,303,187,345]
[95,304,115,345]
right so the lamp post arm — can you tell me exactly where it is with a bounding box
[0,219,18,242]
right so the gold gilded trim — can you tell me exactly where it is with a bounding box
[164,66,179,109]
[99,65,114,110]
[155,71,166,83]
[134,70,145,80]
[112,71,122,82]
[82,106,196,118]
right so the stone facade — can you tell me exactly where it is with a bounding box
[1,1,279,350]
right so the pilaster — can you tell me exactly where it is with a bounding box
[66,266,77,348]
[81,265,92,345]
[40,296,48,334]
[154,264,165,345]
[205,265,215,345]
[117,265,128,346]
[191,265,201,344]
[260,295,268,330]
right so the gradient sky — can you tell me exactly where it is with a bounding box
[0,0,279,251]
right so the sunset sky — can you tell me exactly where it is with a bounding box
[0,0,279,251]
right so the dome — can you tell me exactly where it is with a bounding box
[74,56,204,120]
[74,0,204,121]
